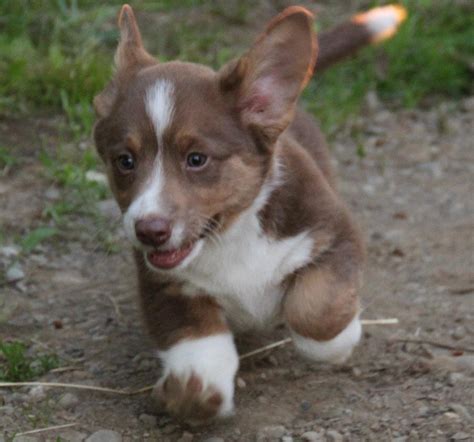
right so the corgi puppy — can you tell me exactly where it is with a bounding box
[93,3,406,423]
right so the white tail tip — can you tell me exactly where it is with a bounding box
[352,4,408,43]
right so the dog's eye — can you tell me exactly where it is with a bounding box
[116,153,135,172]
[186,152,208,169]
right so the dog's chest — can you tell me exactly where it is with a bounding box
[180,212,314,330]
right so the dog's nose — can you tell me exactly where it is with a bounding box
[135,218,172,247]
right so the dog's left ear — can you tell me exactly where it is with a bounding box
[219,7,317,146]
[94,4,156,118]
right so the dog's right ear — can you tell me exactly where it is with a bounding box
[94,4,156,118]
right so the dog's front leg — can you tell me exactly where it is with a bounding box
[139,279,238,423]
[283,241,364,364]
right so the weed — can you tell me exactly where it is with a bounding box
[0,147,17,175]
[0,340,59,382]
[20,227,58,253]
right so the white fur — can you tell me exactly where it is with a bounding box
[360,6,405,37]
[122,152,166,246]
[146,79,175,141]
[122,80,175,245]
[156,333,239,416]
[291,314,362,364]
[163,159,315,330]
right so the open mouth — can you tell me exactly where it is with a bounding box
[146,242,195,270]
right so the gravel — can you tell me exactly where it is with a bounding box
[58,392,80,409]
[6,265,25,283]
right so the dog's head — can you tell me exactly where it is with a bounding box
[93,4,316,271]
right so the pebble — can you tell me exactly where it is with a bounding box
[451,326,466,340]
[58,392,79,409]
[326,430,343,442]
[44,187,61,200]
[236,377,246,389]
[301,431,325,442]
[281,437,294,442]
[138,413,157,428]
[85,430,122,442]
[28,385,46,402]
[0,245,20,258]
[6,265,25,283]
[449,403,473,421]
[85,170,108,185]
[448,372,465,385]
[257,426,287,441]
[451,432,470,441]
[455,355,474,374]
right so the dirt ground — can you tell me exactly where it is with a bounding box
[1,89,473,441]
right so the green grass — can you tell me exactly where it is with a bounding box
[0,340,59,382]
[1,0,472,137]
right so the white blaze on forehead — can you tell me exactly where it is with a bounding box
[122,80,176,245]
[146,79,175,142]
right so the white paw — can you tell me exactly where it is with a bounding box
[291,315,362,364]
[154,333,239,422]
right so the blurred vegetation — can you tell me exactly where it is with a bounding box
[0,0,472,135]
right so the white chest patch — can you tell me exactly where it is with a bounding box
[173,174,314,331]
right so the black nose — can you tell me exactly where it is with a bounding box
[135,218,172,247]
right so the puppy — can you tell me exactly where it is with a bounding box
[93,4,406,422]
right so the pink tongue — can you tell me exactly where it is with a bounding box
[147,244,193,269]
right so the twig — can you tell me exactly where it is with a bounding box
[239,338,292,361]
[49,366,80,374]
[104,293,124,324]
[0,381,152,395]
[393,338,474,353]
[16,423,78,436]
[362,318,399,325]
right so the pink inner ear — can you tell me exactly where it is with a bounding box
[239,76,277,115]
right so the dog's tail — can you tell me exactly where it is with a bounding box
[316,4,407,72]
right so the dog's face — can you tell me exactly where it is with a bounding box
[93,5,316,271]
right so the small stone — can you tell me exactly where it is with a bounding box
[85,430,122,442]
[178,432,194,442]
[455,355,474,374]
[451,326,466,340]
[161,424,178,435]
[352,367,362,377]
[326,430,343,442]
[451,432,470,440]
[301,431,325,442]
[449,403,473,421]
[0,246,20,258]
[236,377,246,389]
[28,385,46,402]
[138,413,157,428]
[448,372,465,386]
[6,265,25,283]
[300,400,311,412]
[85,170,107,185]
[58,392,79,409]
[44,187,61,200]
[281,437,293,442]
[257,425,286,440]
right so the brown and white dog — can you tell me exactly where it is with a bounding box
[93,4,406,422]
